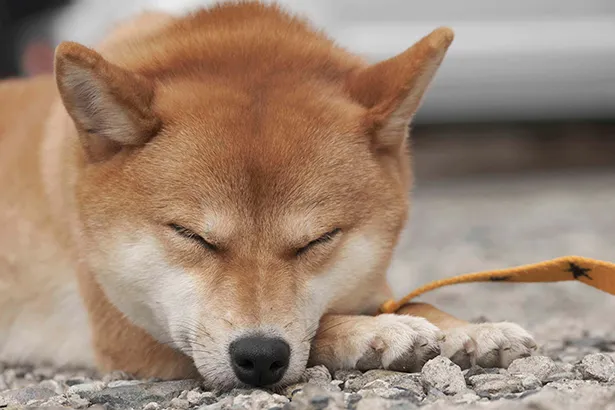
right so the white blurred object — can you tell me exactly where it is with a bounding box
[50,0,615,123]
[50,0,330,47]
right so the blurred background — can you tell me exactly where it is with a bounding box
[2,0,614,177]
[1,0,614,335]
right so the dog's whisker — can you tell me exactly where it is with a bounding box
[311,318,357,337]
[300,318,358,344]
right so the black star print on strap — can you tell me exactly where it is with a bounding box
[566,262,592,280]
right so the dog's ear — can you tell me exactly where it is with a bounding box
[347,27,454,153]
[54,42,160,162]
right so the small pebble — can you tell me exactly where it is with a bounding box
[421,356,467,395]
[186,389,217,406]
[508,356,559,383]
[67,381,106,396]
[38,379,64,394]
[170,397,190,409]
[519,374,542,390]
[577,353,615,382]
[66,392,91,408]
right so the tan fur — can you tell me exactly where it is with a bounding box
[397,303,470,330]
[0,2,534,388]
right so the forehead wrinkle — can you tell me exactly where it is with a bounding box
[237,139,373,246]
[148,75,373,244]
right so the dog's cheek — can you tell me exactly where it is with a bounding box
[92,232,203,343]
[301,234,381,318]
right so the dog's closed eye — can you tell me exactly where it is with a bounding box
[296,228,341,257]
[168,223,218,252]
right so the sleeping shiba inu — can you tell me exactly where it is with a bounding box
[0,2,536,390]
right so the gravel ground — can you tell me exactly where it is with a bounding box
[2,171,615,409]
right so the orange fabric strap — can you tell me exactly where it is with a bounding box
[379,256,615,314]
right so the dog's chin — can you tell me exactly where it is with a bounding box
[196,368,306,392]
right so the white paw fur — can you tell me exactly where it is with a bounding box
[442,322,537,369]
[354,314,444,372]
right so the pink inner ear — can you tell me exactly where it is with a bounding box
[22,41,55,76]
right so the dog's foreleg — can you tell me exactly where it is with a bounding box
[397,303,537,369]
[308,313,443,372]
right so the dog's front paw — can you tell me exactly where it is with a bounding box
[355,314,444,372]
[442,322,537,369]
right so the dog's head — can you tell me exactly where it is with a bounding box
[54,5,453,390]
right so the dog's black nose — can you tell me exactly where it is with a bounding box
[229,336,290,386]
